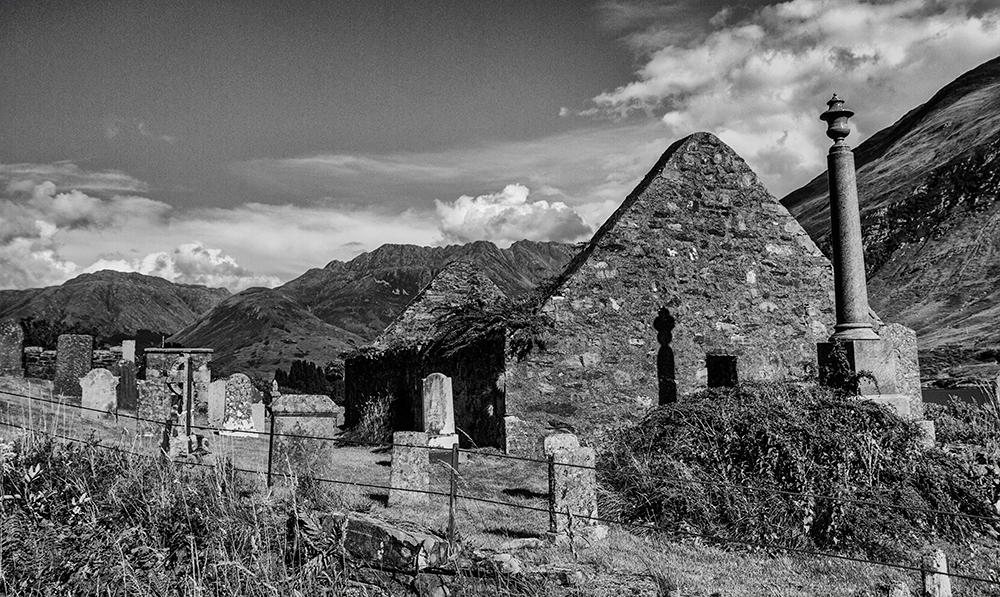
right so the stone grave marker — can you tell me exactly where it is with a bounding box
[389,431,430,508]
[54,334,93,400]
[80,368,118,419]
[549,446,600,535]
[207,380,227,428]
[0,320,24,377]
[117,361,138,411]
[422,372,457,449]
[121,340,136,363]
[223,373,258,432]
[543,432,580,457]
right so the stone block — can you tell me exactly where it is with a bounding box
[389,431,430,508]
[121,340,136,363]
[818,339,897,395]
[543,433,580,457]
[207,380,226,428]
[223,373,258,432]
[864,394,911,418]
[549,446,599,534]
[922,549,951,597]
[54,334,92,399]
[287,510,449,573]
[80,368,118,419]
[0,320,24,377]
[251,402,266,432]
[875,323,923,418]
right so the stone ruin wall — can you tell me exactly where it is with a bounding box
[22,346,122,380]
[344,335,507,449]
[504,134,837,447]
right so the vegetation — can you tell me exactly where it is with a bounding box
[599,383,998,561]
[273,359,336,397]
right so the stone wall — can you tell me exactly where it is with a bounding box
[24,346,124,380]
[504,133,837,445]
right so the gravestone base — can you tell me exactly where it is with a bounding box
[546,524,609,547]
[427,433,458,449]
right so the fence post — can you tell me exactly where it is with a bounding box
[548,454,556,533]
[922,549,951,597]
[448,443,459,555]
[184,355,193,453]
[266,406,276,487]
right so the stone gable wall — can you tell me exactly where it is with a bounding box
[505,133,837,443]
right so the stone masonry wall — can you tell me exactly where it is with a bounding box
[505,133,837,444]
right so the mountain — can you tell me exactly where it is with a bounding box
[172,239,579,377]
[781,56,1000,383]
[0,270,230,341]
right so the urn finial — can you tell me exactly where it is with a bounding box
[820,94,854,142]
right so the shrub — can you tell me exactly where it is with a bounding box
[599,383,997,560]
[341,392,393,445]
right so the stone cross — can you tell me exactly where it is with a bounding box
[54,334,93,399]
[389,431,430,508]
[0,320,24,377]
[820,95,878,341]
[80,368,118,419]
[422,372,458,448]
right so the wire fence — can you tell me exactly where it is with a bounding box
[1,385,999,590]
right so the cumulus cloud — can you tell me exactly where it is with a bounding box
[586,0,1000,196]
[84,242,279,292]
[435,184,592,246]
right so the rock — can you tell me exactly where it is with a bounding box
[498,537,545,551]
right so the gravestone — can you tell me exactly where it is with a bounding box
[422,372,458,449]
[549,446,599,534]
[80,368,118,419]
[389,431,430,508]
[117,361,138,411]
[54,334,93,400]
[121,340,136,363]
[207,380,227,428]
[223,373,258,432]
[0,320,24,377]
[272,393,343,437]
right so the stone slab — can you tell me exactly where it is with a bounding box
[116,361,138,411]
[549,446,599,534]
[389,431,430,508]
[80,368,118,419]
[422,372,455,435]
[0,320,24,377]
[543,433,580,457]
[54,334,93,399]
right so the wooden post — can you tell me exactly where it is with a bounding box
[548,454,557,533]
[448,443,459,555]
[184,355,193,453]
[266,405,276,487]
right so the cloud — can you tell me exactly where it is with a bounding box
[2,162,150,196]
[84,242,279,293]
[587,0,1000,197]
[103,116,177,144]
[435,184,592,246]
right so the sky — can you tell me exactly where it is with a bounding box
[2,0,999,292]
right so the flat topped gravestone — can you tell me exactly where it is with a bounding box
[548,446,600,535]
[54,334,93,400]
[422,372,458,449]
[121,340,136,363]
[0,320,24,377]
[543,432,580,457]
[80,368,118,419]
[389,431,430,508]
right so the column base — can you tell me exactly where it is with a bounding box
[830,322,880,341]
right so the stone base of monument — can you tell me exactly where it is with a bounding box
[818,340,935,448]
[546,524,609,547]
[427,433,458,449]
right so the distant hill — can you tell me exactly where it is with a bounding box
[171,239,579,377]
[781,56,1000,382]
[0,270,230,342]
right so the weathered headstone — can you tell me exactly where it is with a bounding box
[117,361,138,411]
[549,446,599,534]
[0,320,24,377]
[207,380,227,428]
[422,372,457,449]
[223,373,258,432]
[54,334,93,400]
[252,402,266,432]
[272,393,343,437]
[80,368,118,419]
[389,431,430,508]
[121,340,136,363]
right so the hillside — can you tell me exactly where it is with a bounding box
[173,239,579,376]
[0,270,230,341]
[781,56,1000,382]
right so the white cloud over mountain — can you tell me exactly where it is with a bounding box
[435,184,592,246]
[584,0,1000,196]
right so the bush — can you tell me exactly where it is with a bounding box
[341,392,393,445]
[599,383,997,560]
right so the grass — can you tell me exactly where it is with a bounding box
[3,379,1000,595]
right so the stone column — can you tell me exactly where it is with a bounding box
[820,94,878,341]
